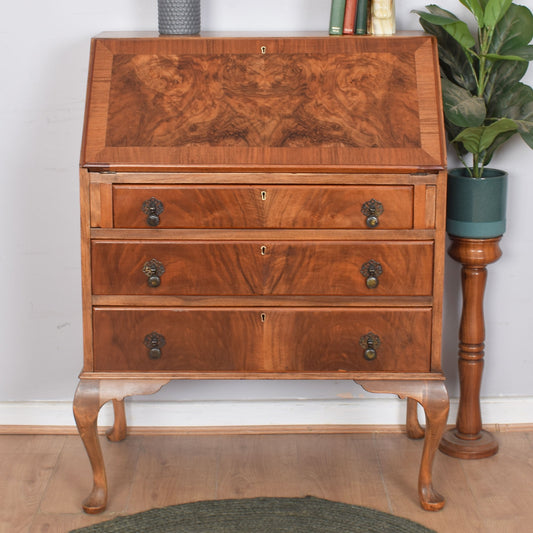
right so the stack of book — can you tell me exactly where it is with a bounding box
[329,0,368,35]
[330,0,396,36]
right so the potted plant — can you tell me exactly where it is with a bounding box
[413,0,533,238]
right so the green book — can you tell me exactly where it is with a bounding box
[355,0,368,35]
[329,0,346,35]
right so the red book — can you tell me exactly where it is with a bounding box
[343,0,358,34]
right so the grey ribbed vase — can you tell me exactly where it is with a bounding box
[158,0,201,35]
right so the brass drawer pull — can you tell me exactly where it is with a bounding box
[142,259,165,287]
[144,332,166,360]
[142,197,164,227]
[360,259,383,289]
[361,199,384,228]
[360,333,381,361]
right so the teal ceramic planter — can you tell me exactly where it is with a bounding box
[446,168,508,238]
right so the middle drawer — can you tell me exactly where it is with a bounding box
[92,240,434,296]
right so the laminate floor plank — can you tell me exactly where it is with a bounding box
[373,433,485,532]
[37,435,142,514]
[458,432,533,530]
[0,431,530,533]
[0,435,66,533]
[215,434,389,511]
[126,435,219,512]
[0,452,60,533]
[29,513,115,533]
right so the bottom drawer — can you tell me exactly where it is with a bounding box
[93,307,432,373]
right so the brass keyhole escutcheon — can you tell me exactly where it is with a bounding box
[261,313,266,323]
[261,46,267,54]
[261,245,267,256]
[261,190,267,201]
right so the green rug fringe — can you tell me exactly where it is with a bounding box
[71,496,436,533]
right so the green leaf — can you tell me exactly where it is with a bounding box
[441,78,486,127]
[413,6,476,49]
[482,130,516,166]
[452,127,484,154]
[484,0,513,29]
[506,45,533,61]
[459,0,485,26]
[453,118,518,154]
[446,118,469,159]
[412,7,460,26]
[491,83,533,148]
[419,18,477,92]
[491,5,533,56]
[485,52,529,62]
[485,60,528,108]
[489,45,533,62]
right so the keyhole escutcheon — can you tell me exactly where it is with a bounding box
[261,245,267,256]
[260,46,267,54]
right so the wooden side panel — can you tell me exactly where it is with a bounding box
[425,185,437,229]
[90,182,113,228]
[429,170,447,372]
[81,35,445,171]
[91,241,434,296]
[79,169,94,371]
[112,185,414,229]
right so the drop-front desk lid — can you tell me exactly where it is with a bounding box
[81,32,446,172]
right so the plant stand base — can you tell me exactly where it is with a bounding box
[440,235,502,460]
[440,429,498,459]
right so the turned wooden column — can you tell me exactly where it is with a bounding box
[439,236,502,459]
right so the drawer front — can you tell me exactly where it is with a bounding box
[93,308,264,372]
[112,185,414,229]
[93,307,432,372]
[91,241,434,296]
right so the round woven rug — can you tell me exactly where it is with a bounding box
[70,496,436,533]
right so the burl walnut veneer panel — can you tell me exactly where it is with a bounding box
[82,35,445,171]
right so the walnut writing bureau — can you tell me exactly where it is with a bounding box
[74,32,449,513]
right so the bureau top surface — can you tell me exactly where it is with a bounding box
[81,33,446,172]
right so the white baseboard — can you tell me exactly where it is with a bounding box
[0,396,532,429]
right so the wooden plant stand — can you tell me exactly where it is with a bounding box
[439,236,502,459]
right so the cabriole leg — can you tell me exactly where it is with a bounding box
[73,379,170,513]
[73,380,109,514]
[406,397,425,439]
[106,399,127,442]
[416,382,449,511]
[357,379,449,511]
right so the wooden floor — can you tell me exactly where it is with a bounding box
[0,429,531,532]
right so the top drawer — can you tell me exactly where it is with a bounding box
[111,185,414,229]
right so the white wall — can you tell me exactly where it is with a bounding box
[0,1,531,425]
